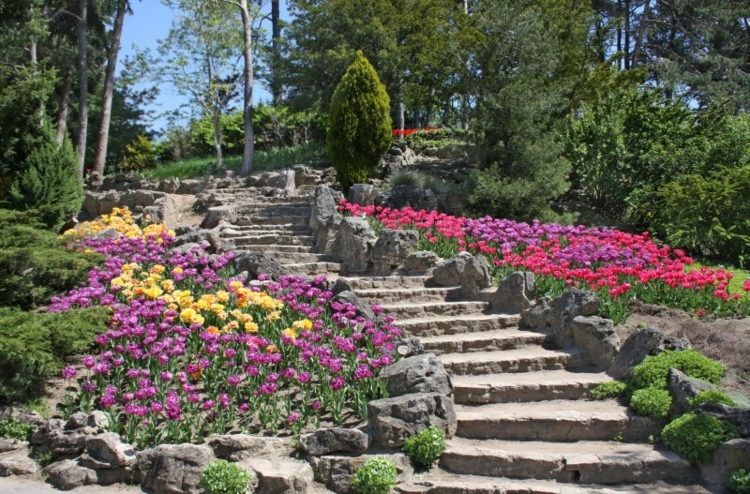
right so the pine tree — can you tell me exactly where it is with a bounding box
[327,51,392,192]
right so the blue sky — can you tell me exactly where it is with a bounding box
[119,1,288,133]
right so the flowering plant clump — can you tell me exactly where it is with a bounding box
[53,213,401,447]
[391,127,443,138]
[338,201,750,323]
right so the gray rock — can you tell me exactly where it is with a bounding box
[310,186,343,232]
[459,254,493,298]
[331,290,375,321]
[396,337,424,358]
[292,165,320,187]
[238,457,313,494]
[667,368,717,417]
[694,402,750,437]
[299,428,370,456]
[0,454,40,477]
[169,242,204,254]
[207,434,293,461]
[232,250,289,280]
[609,327,664,379]
[371,229,420,274]
[701,439,750,493]
[87,411,110,431]
[0,439,25,453]
[65,413,89,430]
[571,316,620,368]
[368,392,457,448]
[88,227,121,241]
[201,205,237,229]
[172,228,212,248]
[330,278,354,296]
[432,252,472,286]
[335,217,377,274]
[30,419,64,446]
[522,289,599,348]
[661,335,692,352]
[137,443,215,494]
[379,353,452,398]
[0,406,45,426]
[486,271,536,314]
[309,453,412,494]
[403,251,441,274]
[82,432,136,469]
[348,184,377,206]
[275,169,297,197]
[378,185,438,212]
[43,459,96,490]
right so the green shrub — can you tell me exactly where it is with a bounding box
[327,50,392,192]
[7,125,83,231]
[631,350,726,390]
[590,380,628,400]
[199,460,254,494]
[121,135,157,171]
[730,468,750,494]
[0,217,104,310]
[0,419,36,441]
[661,412,740,464]
[689,390,738,409]
[629,388,672,419]
[402,425,446,468]
[351,456,398,494]
[389,170,421,188]
[0,307,109,402]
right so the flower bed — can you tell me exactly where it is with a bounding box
[339,201,750,324]
[53,210,400,447]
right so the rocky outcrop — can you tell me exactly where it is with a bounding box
[667,368,717,417]
[371,229,420,275]
[207,434,293,461]
[403,251,441,274]
[571,316,620,368]
[376,185,437,212]
[609,327,664,379]
[137,443,215,494]
[694,402,750,437]
[521,289,599,348]
[378,353,452,398]
[334,217,377,274]
[484,271,536,314]
[309,453,412,494]
[232,250,289,280]
[368,392,457,448]
[237,457,314,494]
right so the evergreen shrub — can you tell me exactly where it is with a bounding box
[402,425,446,468]
[631,350,726,390]
[327,50,391,192]
[629,388,672,419]
[661,412,739,464]
[590,380,628,400]
[689,390,738,409]
[121,134,157,171]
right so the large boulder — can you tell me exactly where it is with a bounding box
[299,428,370,456]
[207,435,293,461]
[309,453,412,494]
[43,459,96,490]
[377,185,437,212]
[485,271,536,314]
[201,205,237,229]
[0,406,46,426]
[334,217,377,274]
[609,327,664,379]
[80,432,136,470]
[571,316,620,368]
[667,368,717,418]
[368,392,457,448]
[432,252,492,294]
[371,229,420,275]
[694,402,750,437]
[0,454,39,477]
[232,250,289,280]
[378,353,452,398]
[701,439,750,493]
[310,186,343,232]
[330,291,375,321]
[521,289,599,348]
[137,443,215,494]
[403,251,441,274]
[237,457,314,494]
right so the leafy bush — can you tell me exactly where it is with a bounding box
[351,456,398,494]
[402,425,446,468]
[0,307,109,402]
[327,50,392,192]
[629,388,672,419]
[661,412,740,464]
[121,135,157,171]
[590,380,628,400]
[0,419,36,441]
[7,124,83,231]
[199,460,254,494]
[631,350,726,390]
[0,215,104,310]
[730,468,750,494]
[689,390,738,409]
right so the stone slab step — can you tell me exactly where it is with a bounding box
[397,314,520,338]
[282,262,341,276]
[354,287,462,304]
[420,329,548,356]
[232,235,315,247]
[225,224,312,233]
[380,301,490,319]
[222,227,312,238]
[397,472,708,494]
[440,347,588,376]
[334,275,432,290]
[261,251,336,263]
[454,400,662,442]
[452,369,612,404]
[440,437,696,485]
[236,215,310,226]
[232,244,317,254]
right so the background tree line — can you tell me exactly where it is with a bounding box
[1,0,749,265]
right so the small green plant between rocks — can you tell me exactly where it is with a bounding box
[689,390,738,409]
[402,425,446,468]
[352,456,398,494]
[629,388,672,419]
[199,459,254,494]
[590,380,627,400]
[729,468,750,494]
[631,349,726,390]
[661,412,739,464]
[0,419,36,441]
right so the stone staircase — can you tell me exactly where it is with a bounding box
[210,188,708,494]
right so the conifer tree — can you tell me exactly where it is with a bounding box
[327,51,392,192]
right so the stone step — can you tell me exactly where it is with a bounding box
[454,400,662,442]
[397,471,709,494]
[222,227,312,238]
[440,438,696,485]
[232,244,317,254]
[236,199,312,208]
[236,215,310,226]
[282,262,341,276]
[224,224,312,233]
[335,275,432,290]
[451,369,612,404]
[232,235,316,247]
[237,205,312,216]
[396,314,521,338]
[354,287,462,304]
[262,251,336,263]
[380,301,490,319]
[419,328,548,356]
[440,347,588,376]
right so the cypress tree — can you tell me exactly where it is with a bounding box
[327,51,391,192]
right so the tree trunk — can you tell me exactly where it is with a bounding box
[212,107,223,170]
[624,0,631,70]
[56,66,74,145]
[239,0,255,178]
[77,0,89,177]
[631,0,651,67]
[271,0,281,106]
[92,0,128,176]
[397,98,404,142]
